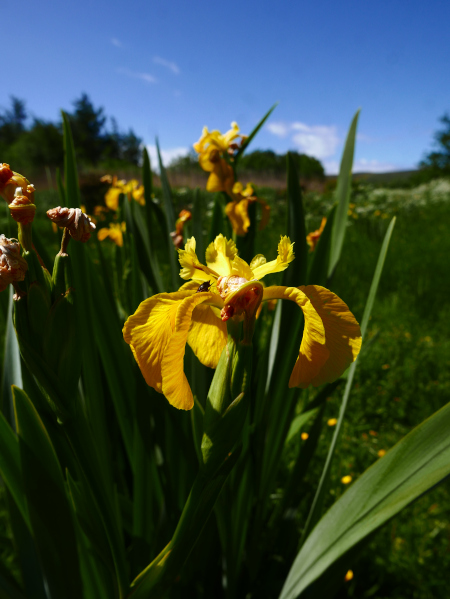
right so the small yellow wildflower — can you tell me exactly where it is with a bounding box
[377,449,386,457]
[123,234,362,410]
[341,475,352,484]
[301,432,309,441]
[327,418,338,426]
[344,570,354,582]
[306,217,327,252]
[97,222,126,247]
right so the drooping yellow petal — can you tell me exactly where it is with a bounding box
[262,285,361,388]
[206,159,234,193]
[161,292,221,409]
[205,234,237,277]
[123,291,193,393]
[187,303,227,368]
[297,285,361,386]
[225,199,250,236]
[251,236,295,280]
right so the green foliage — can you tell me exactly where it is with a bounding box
[0,94,142,175]
[419,112,450,175]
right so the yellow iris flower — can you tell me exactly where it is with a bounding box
[123,234,361,411]
[97,222,126,247]
[225,182,271,236]
[193,122,244,193]
[103,176,145,211]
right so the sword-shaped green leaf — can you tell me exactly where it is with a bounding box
[328,109,360,279]
[280,397,450,599]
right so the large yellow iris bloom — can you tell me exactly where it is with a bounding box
[123,235,361,411]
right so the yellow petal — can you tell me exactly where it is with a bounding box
[205,234,237,276]
[230,255,253,280]
[297,285,361,386]
[263,285,361,388]
[206,159,234,193]
[252,236,295,280]
[250,254,266,270]
[187,304,227,368]
[178,237,212,282]
[225,199,250,236]
[123,291,192,393]
[161,292,221,409]
[104,187,122,211]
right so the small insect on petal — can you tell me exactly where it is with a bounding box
[196,281,212,293]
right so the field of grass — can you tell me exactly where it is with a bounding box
[1,177,449,597]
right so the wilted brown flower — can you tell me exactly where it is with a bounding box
[0,234,28,292]
[46,206,96,242]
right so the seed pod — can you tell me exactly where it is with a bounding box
[9,190,36,224]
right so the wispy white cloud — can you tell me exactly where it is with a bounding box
[323,158,401,175]
[146,145,189,172]
[117,68,157,84]
[267,121,339,159]
[153,56,180,75]
[266,122,289,137]
[111,38,122,48]
[353,159,400,173]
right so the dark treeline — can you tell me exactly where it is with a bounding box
[0,94,142,175]
[168,149,325,181]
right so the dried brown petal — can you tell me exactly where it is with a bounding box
[46,206,96,242]
[0,234,28,292]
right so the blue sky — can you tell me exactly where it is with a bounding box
[2,0,450,173]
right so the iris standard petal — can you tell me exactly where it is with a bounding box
[205,234,237,277]
[252,236,295,280]
[161,292,221,409]
[123,291,193,392]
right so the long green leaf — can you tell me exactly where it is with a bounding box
[13,386,83,599]
[61,111,81,208]
[328,109,360,278]
[1,289,22,422]
[235,103,278,162]
[300,217,396,543]
[156,138,179,290]
[280,398,450,599]
[0,411,29,528]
